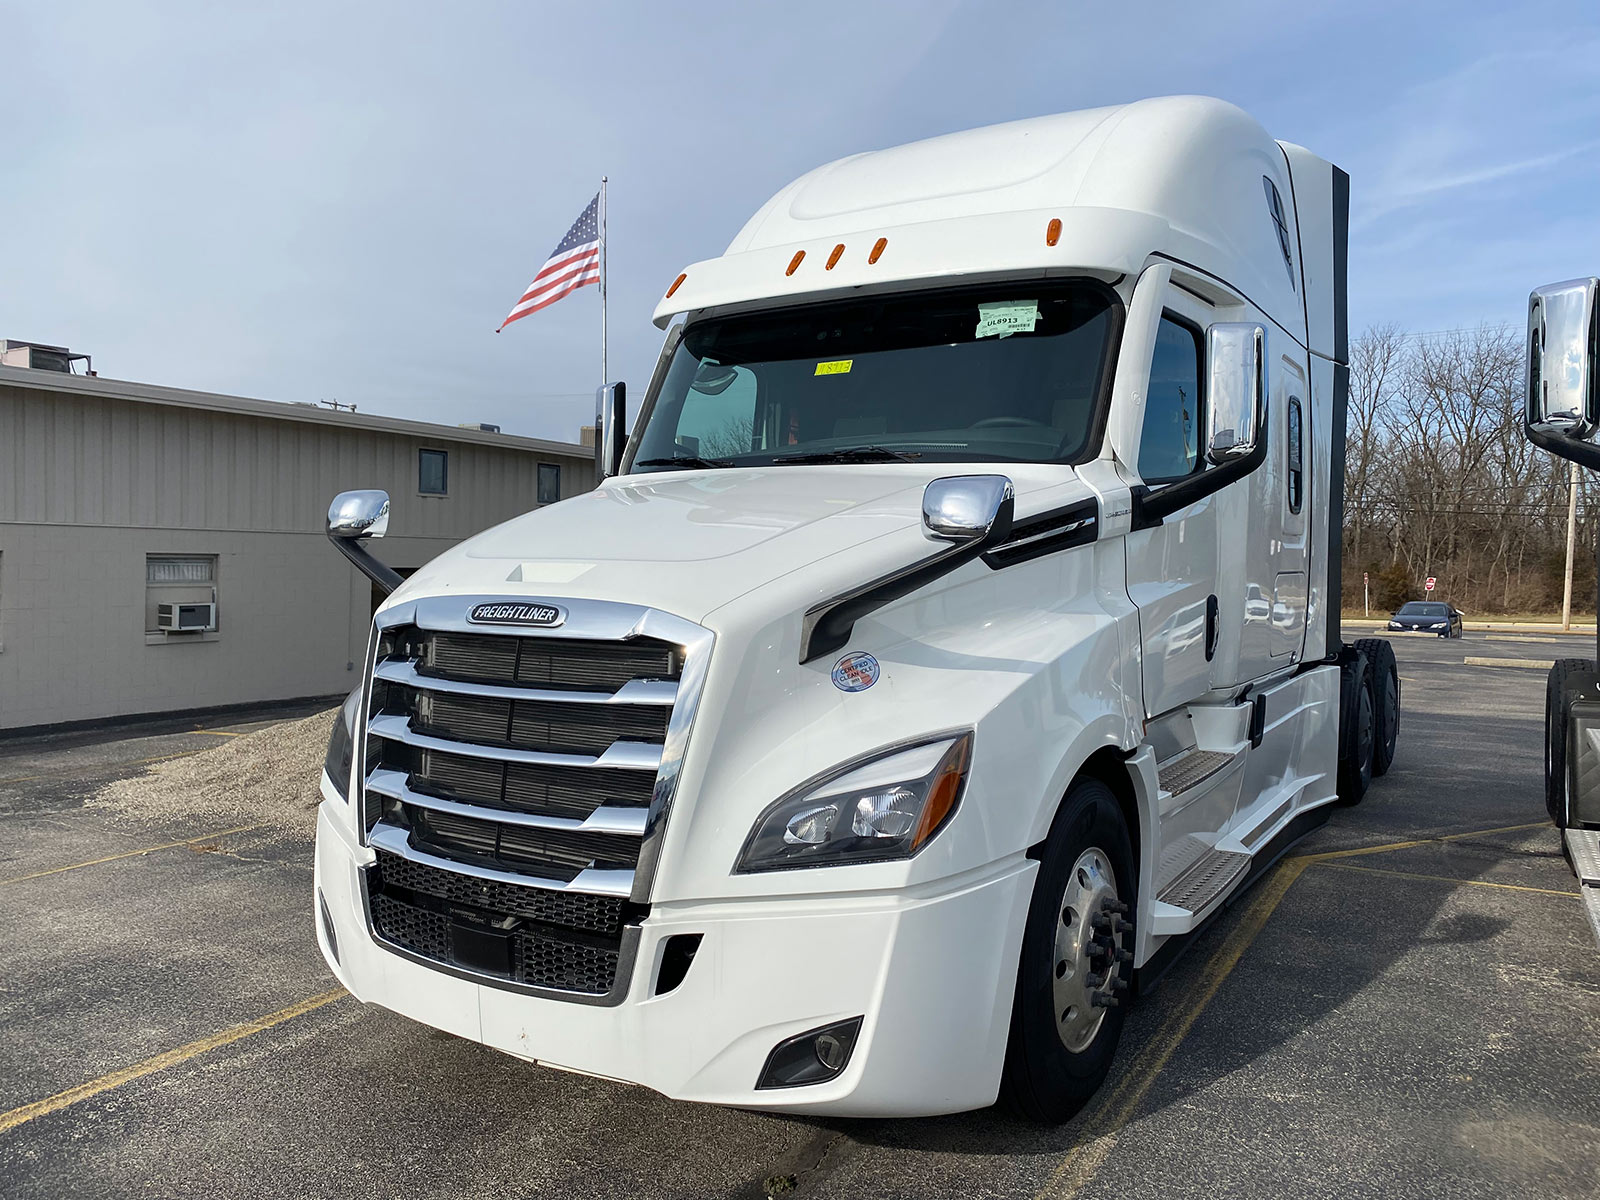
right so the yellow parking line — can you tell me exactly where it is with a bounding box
[192,729,244,738]
[1318,860,1580,898]
[0,989,347,1135]
[1037,817,1553,1198]
[0,825,264,887]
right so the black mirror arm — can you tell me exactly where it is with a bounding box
[1131,420,1270,530]
[799,497,1015,664]
[1529,424,1600,471]
[329,533,403,595]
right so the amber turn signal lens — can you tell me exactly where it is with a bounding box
[868,237,887,264]
[1046,218,1062,247]
[910,735,971,850]
[665,273,687,299]
[826,243,845,270]
[786,250,805,276]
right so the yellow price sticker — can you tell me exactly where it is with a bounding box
[814,359,853,376]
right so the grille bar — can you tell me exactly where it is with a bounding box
[368,713,663,772]
[374,659,678,707]
[367,768,648,835]
[369,822,634,898]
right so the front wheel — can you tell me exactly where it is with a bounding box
[999,777,1135,1124]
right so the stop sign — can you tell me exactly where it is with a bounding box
[1425,577,1436,592]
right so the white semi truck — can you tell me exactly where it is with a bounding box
[313,96,1401,1121]
[1524,280,1600,940]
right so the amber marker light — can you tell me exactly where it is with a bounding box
[909,734,972,851]
[826,243,845,270]
[1046,218,1062,247]
[786,250,806,276]
[868,237,888,264]
[665,273,687,299]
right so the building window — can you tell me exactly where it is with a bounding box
[419,448,448,495]
[146,555,217,634]
[537,462,562,505]
[1137,314,1205,484]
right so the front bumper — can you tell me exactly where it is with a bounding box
[314,801,1035,1116]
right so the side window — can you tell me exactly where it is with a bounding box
[676,365,760,458]
[1286,397,1303,514]
[1138,315,1204,483]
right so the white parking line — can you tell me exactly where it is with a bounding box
[1462,657,1553,670]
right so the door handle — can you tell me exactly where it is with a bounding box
[1206,595,1219,661]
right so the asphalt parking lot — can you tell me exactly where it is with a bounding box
[2,634,1598,1200]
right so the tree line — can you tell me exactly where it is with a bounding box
[1343,323,1590,616]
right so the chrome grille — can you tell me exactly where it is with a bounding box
[357,596,711,1004]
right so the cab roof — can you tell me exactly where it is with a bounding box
[654,95,1311,342]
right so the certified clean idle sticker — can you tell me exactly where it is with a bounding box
[831,652,880,692]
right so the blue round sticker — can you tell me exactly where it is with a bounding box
[831,652,880,692]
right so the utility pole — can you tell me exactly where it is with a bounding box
[1562,459,1580,631]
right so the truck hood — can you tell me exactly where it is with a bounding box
[393,463,1090,626]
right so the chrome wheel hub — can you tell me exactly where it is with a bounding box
[1051,846,1129,1053]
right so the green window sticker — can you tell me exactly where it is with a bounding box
[975,301,1039,339]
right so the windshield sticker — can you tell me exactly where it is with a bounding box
[815,359,853,376]
[975,301,1039,339]
[831,651,880,692]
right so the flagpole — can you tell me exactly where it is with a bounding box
[600,176,608,387]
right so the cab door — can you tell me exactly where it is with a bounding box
[1124,305,1218,718]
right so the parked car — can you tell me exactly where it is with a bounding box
[1387,600,1463,637]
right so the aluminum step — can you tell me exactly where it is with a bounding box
[1157,749,1238,799]
[1567,828,1600,885]
[1156,846,1252,913]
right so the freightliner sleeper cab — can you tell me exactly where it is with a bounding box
[313,96,1400,1121]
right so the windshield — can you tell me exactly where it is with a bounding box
[1398,603,1448,616]
[628,282,1118,471]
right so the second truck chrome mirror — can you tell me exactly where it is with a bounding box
[1205,323,1266,464]
[595,382,627,480]
[1527,278,1600,439]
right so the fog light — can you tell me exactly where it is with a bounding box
[756,1017,863,1090]
[318,888,340,965]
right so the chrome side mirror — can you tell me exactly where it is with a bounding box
[922,475,1015,544]
[1527,279,1599,438]
[596,381,627,480]
[1205,323,1266,464]
[327,490,391,539]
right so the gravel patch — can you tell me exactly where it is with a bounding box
[94,708,336,830]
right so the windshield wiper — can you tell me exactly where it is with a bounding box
[635,455,738,470]
[771,446,924,465]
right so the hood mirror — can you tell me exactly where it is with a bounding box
[922,475,1015,544]
[1527,278,1599,439]
[690,361,741,396]
[327,490,390,539]
[596,381,627,480]
[1205,323,1266,464]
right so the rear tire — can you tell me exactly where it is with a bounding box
[999,777,1135,1125]
[1337,650,1374,805]
[1355,638,1399,777]
[1546,659,1596,828]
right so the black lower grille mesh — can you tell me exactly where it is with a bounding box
[375,850,626,934]
[369,865,625,995]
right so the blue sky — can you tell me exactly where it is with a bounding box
[6,1,1600,442]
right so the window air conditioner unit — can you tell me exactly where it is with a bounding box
[158,602,216,631]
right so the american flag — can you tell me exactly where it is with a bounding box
[497,193,601,331]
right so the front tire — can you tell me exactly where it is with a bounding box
[999,777,1135,1124]
[1337,650,1374,804]
[1546,659,1596,827]
[1355,638,1399,777]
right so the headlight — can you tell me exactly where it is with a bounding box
[323,687,362,802]
[735,733,972,873]
[1430,622,1447,629]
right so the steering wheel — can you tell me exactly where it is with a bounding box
[971,416,1049,429]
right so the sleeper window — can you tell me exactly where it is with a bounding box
[1287,397,1303,514]
[1138,316,1204,483]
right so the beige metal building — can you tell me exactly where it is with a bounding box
[0,361,595,732]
